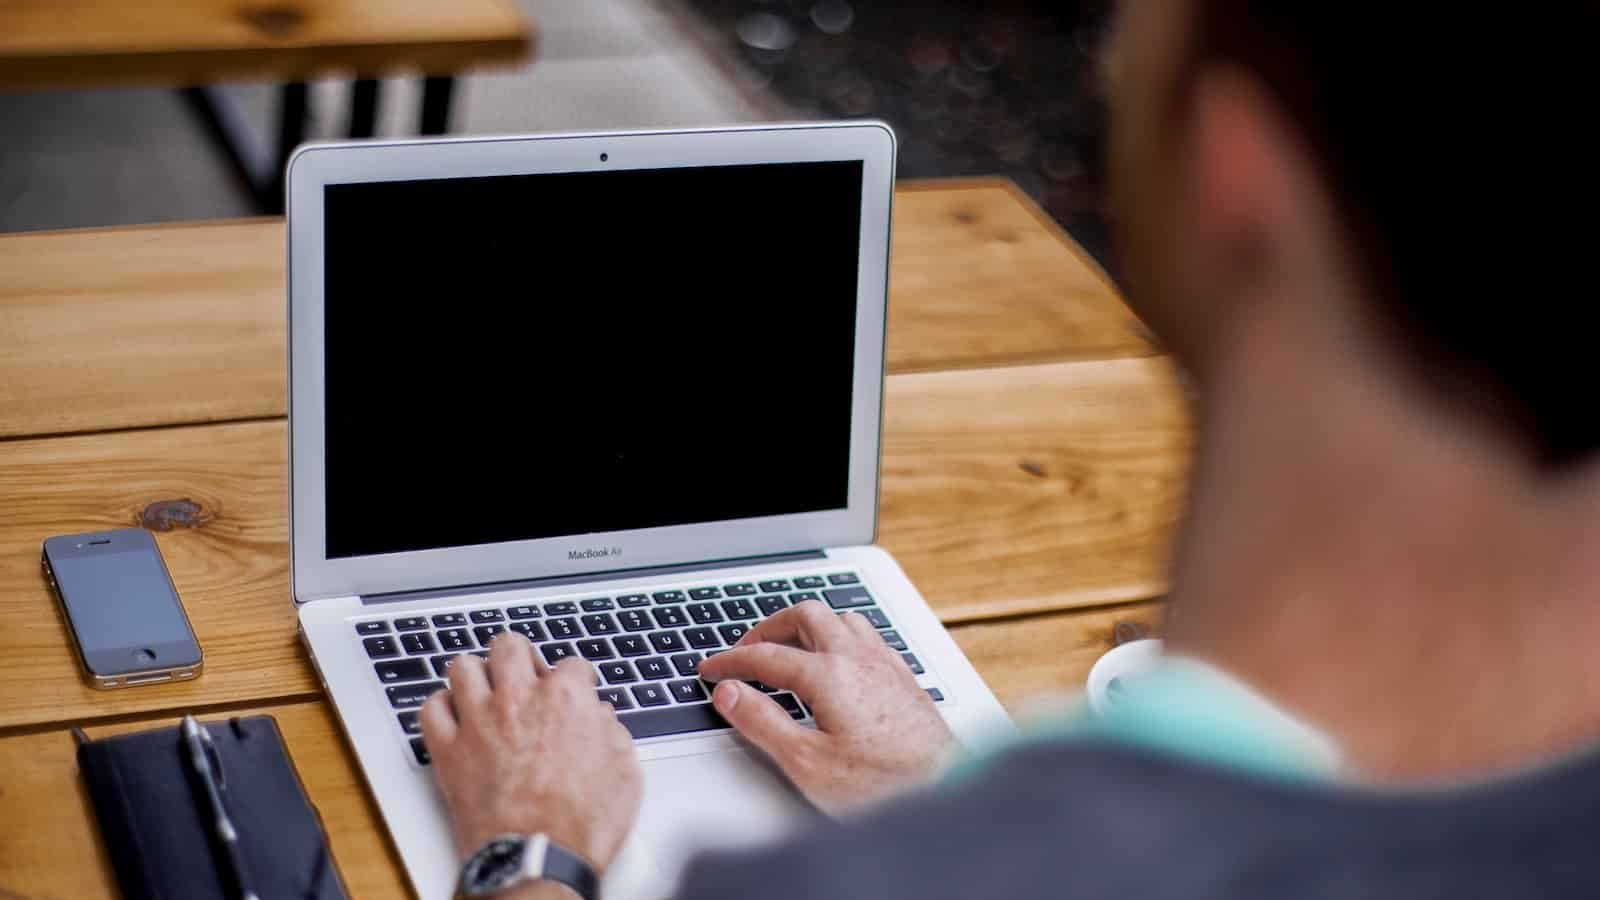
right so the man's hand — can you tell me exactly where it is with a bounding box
[421,633,642,878]
[697,600,956,815]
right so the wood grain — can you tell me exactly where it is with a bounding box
[0,602,1162,899]
[0,181,1153,440]
[0,0,532,90]
[0,359,1185,731]
[882,357,1189,623]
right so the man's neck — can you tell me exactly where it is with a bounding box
[1164,297,1600,782]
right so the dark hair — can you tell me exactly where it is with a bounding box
[1190,4,1600,465]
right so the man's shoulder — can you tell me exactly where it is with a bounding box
[677,740,1600,900]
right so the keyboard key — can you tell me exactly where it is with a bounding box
[793,576,826,589]
[393,616,429,631]
[881,630,908,652]
[902,653,925,675]
[648,631,685,654]
[745,680,778,693]
[671,652,703,677]
[432,613,467,627]
[472,650,490,660]
[429,654,458,677]
[771,692,807,720]
[581,598,614,612]
[356,621,389,635]
[720,599,757,621]
[387,681,444,708]
[599,661,638,684]
[651,607,688,629]
[507,605,541,619]
[637,657,672,680]
[598,687,634,710]
[374,658,430,683]
[687,602,724,624]
[756,595,789,616]
[824,587,874,610]
[758,579,791,593]
[473,624,506,647]
[363,636,399,658]
[510,621,547,642]
[926,688,945,702]
[616,594,651,608]
[410,737,432,765]
[684,627,718,649]
[614,635,650,657]
[401,632,437,655]
[717,623,749,645]
[469,609,504,623]
[631,684,670,708]
[723,583,757,596]
[548,618,580,640]
[859,607,893,629]
[669,679,708,703]
[582,613,618,636]
[689,587,722,601]
[578,639,614,660]
[437,628,472,651]
[618,703,730,739]
[619,610,652,632]
[828,572,861,585]
[789,591,821,605]
[541,643,576,665]
[398,710,422,735]
[652,590,686,604]
[544,601,578,616]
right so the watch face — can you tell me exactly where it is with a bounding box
[463,837,527,894]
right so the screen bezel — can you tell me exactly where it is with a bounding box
[287,124,893,603]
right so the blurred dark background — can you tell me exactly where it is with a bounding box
[0,0,1115,265]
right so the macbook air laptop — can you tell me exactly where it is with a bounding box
[287,122,1014,899]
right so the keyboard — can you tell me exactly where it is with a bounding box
[352,571,939,766]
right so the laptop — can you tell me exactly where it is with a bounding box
[287,122,1014,899]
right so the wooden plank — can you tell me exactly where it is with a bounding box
[0,181,1154,441]
[0,602,1162,899]
[0,359,1184,731]
[0,0,532,91]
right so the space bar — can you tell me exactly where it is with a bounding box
[618,703,730,739]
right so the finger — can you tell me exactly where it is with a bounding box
[839,610,879,644]
[488,632,537,699]
[713,680,819,766]
[551,656,600,690]
[447,653,493,718]
[699,642,826,697]
[419,689,458,747]
[738,600,852,653]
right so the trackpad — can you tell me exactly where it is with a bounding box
[603,745,815,899]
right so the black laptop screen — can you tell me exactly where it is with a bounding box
[322,160,864,559]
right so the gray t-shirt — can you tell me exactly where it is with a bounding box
[677,740,1600,899]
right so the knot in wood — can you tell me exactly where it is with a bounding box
[239,5,307,38]
[140,498,210,531]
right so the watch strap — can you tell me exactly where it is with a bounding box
[533,837,600,900]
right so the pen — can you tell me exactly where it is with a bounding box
[182,715,262,900]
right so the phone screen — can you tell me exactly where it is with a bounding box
[46,531,200,676]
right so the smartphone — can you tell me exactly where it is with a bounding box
[42,528,203,688]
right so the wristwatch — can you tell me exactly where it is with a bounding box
[455,833,600,899]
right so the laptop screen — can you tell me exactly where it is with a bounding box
[322,160,865,560]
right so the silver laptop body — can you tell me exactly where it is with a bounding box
[287,123,1013,899]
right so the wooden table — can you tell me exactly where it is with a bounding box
[0,178,1184,898]
[0,0,536,212]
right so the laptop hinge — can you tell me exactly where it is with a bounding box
[359,549,828,606]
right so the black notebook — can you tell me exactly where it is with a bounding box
[77,715,348,900]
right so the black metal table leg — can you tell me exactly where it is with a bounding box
[180,80,310,215]
[349,77,380,139]
[420,75,455,135]
[264,81,310,214]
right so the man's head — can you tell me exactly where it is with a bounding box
[1107,2,1600,465]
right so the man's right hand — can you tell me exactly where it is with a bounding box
[696,600,956,816]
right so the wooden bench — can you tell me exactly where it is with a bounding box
[0,178,1180,898]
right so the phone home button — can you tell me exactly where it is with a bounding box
[134,648,157,663]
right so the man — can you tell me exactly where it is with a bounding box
[422,1,1600,897]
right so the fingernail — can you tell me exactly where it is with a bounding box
[714,680,740,713]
